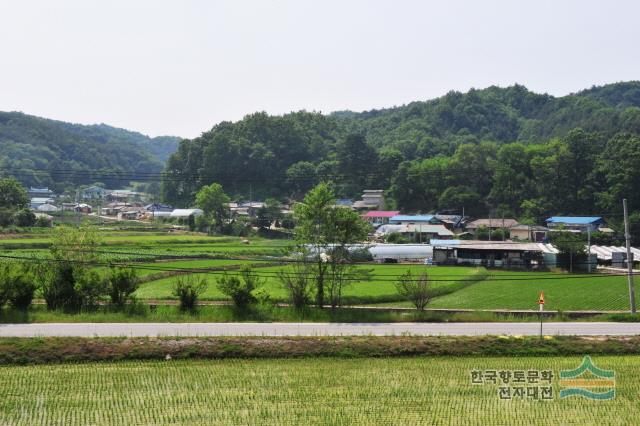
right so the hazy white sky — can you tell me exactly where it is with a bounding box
[1,0,638,138]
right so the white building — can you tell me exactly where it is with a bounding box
[170,208,204,218]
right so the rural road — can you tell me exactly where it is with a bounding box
[1,322,640,337]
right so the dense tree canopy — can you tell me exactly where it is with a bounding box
[0,177,29,209]
[162,82,640,220]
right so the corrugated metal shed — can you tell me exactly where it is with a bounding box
[588,245,640,261]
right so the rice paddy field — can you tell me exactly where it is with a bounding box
[2,230,639,312]
[134,264,481,303]
[428,270,640,311]
[0,356,638,425]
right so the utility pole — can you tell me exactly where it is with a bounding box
[587,227,592,273]
[488,212,492,242]
[623,199,637,314]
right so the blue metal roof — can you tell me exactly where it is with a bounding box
[390,215,435,222]
[546,216,603,224]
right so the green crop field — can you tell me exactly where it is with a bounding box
[134,265,482,303]
[0,356,637,425]
[429,270,640,311]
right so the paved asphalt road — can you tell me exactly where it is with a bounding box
[1,322,640,337]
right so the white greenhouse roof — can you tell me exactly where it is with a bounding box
[170,208,204,218]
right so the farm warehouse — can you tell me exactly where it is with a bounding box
[432,241,557,268]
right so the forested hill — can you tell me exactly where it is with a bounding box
[0,112,181,191]
[332,81,640,155]
[163,81,640,221]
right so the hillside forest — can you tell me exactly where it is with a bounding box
[0,112,180,192]
[162,82,640,224]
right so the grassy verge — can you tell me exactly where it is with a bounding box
[0,304,577,323]
[1,335,640,365]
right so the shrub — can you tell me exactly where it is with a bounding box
[14,209,36,227]
[278,264,313,309]
[217,267,263,309]
[105,267,139,307]
[395,270,433,311]
[40,263,78,310]
[35,216,52,227]
[172,275,208,310]
[38,263,106,311]
[39,225,105,311]
[0,208,13,227]
[349,248,373,262]
[0,262,36,310]
[74,270,106,309]
[385,232,410,244]
[9,278,36,310]
[0,268,10,308]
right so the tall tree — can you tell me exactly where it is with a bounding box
[195,183,230,232]
[0,177,28,209]
[294,183,370,307]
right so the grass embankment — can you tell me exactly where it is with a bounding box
[3,304,639,323]
[0,304,547,324]
[1,336,640,364]
[1,348,640,424]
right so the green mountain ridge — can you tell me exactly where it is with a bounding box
[162,81,640,215]
[0,111,181,191]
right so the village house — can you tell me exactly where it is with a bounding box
[352,190,385,211]
[465,218,519,235]
[75,204,93,214]
[30,197,55,210]
[509,224,549,242]
[545,216,605,233]
[229,202,250,217]
[100,202,130,216]
[375,223,454,243]
[117,208,144,221]
[145,203,173,212]
[106,190,141,203]
[434,214,469,232]
[28,187,55,198]
[388,215,443,226]
[361,211,400,226]
[62,203,79,212]
[82,186,106,200]
[36,203,59,212]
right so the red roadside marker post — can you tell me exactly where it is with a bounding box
[538,291,545,339]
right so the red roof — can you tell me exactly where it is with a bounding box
[362,211,400,218]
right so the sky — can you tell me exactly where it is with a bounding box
[0,0,638,139]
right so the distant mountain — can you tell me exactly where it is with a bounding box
[0,112,181,191]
